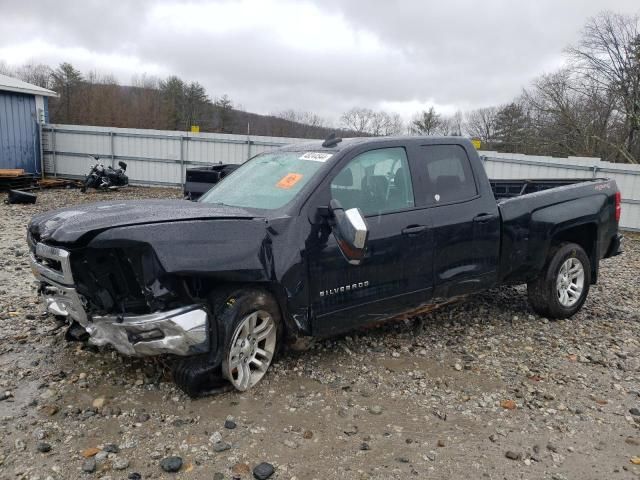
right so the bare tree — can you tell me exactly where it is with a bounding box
[385,113,404,136]
[13,63,53,89]
[567,11,640,161]
[275,110,300,125]
[292,111,325,128]
[0,61,11,76]
[465,107,499,146]
[131,74,160,90]
[439,110,463,136]
[340,107,376,135]
[525,69,627,160]
[370,111,390,136]
[275,110,326,137]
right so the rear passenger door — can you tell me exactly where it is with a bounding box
[410,144,500,297]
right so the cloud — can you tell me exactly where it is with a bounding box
[1,0,638,124]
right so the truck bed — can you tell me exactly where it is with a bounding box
[491,176,619,285]
[490,178,595,200]
[183,163,240,201]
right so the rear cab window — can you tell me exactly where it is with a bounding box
[419,145,477,204]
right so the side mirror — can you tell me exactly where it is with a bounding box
[118,161,127,170]
[328,199,369,265]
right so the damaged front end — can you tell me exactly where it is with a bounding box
[29,239,209,357]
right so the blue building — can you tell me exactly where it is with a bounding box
[0,74,57,174]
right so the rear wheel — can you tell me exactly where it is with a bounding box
[527,242,591,319]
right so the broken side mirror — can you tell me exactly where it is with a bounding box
[328,199,369,265]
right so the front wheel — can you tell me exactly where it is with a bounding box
[81,177,93,193]
[221,289,281,391]
[527,242,591,319]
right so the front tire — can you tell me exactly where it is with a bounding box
[220,289,281,391]
[527,242,591,319]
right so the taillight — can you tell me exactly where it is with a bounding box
[615,191,621,223]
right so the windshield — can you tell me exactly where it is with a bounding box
[199,150,332,210]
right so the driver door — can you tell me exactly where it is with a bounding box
[308,146,434,336]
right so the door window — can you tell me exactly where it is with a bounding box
[330,147,414,216]
[420,145,477,203]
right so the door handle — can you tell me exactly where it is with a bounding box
[473,213,497,224]
[402,225,427,236]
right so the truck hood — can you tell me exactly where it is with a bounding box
[28,199,257,244]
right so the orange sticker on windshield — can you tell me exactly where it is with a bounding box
[276,173,303,189]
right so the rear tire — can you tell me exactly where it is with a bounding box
[527,242,591,319]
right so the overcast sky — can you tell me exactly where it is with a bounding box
[1,0,639,124]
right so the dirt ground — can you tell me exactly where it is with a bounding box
[1,187,639,480]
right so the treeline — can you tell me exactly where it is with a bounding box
[460,10,640,163]
[406,11,640,163]
[332,11,639,164]
[0,62,354,138]
[1,10,638,161]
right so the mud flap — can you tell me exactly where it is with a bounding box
[65,321,89,342]
[172,355,232,397]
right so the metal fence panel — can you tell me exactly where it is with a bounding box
[41,124,640,230]
[42,124,309,187]
[481,152,640,231]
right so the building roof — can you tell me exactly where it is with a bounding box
[0,73,57,97]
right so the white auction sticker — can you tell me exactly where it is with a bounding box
[299,152,333,162]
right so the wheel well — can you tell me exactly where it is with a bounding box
[178,278,297,338]
[551,223,598,282]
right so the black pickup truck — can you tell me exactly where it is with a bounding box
[28,136,623,394]
[183,163,240,200]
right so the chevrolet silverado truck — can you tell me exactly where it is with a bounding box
[28,136,623,395]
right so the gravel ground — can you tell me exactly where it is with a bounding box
[1,187,639,480]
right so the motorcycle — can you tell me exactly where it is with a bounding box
[81,155,128,192]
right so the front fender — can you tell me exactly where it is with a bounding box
[88,218,310,338]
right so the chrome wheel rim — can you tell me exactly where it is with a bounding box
[226,310,276,391]
[556,257,585,307]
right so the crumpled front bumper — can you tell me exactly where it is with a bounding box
[87,306,209,356]
[38,281,209,356]
[30,244,209,357]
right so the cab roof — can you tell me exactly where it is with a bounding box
[278,136,474,154]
